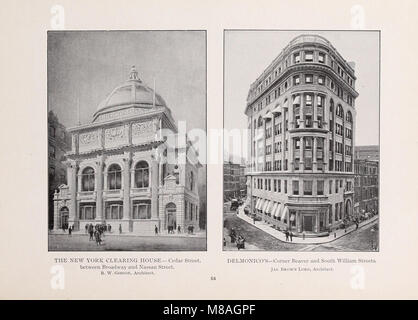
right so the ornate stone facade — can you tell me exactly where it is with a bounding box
[245,35,358,237]
[53,66,201,235]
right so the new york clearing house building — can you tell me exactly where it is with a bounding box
[245,35,358,237]
[53,66,201,235]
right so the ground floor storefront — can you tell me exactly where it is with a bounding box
[250,195,354,237]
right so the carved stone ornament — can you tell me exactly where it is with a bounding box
[79,131,99,145]
[105,126,125,141]
[132,121,153,136]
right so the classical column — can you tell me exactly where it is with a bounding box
[53,191,60,230]
[271,114,275,171]
[67,161,78,230]
[289,137,294,172]
[263,120,267,171]
[313,94,317,129]
[313,137,318,171]
[122,152,131,220]
[300,136,305,172]
[151,158,159,219]
[281,108,286,171]
[299,94,304,129]
[96,156,104,221]
[324,137,329,172]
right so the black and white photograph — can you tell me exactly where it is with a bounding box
[48,30,207,251]
[223,30,379,252]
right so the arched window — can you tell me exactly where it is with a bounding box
[346,111,353,123]
[82,167,95,191]
[336,104,344,118]
[135,161,149,188]
[108,164,122,190]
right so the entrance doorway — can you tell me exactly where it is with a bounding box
[60,206,69,229]
[345,199,352,219]
[303,215,313,232]
[166,203,177,231]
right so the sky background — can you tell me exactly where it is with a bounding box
[48,31,207,193]
[48,31,206,131]
[224,30,379,159]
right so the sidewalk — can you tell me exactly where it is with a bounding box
[235,207,378,245]
[50,230,206,238]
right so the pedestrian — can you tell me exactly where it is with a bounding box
[177,225,181,234]
[68,225,72,236]
[85,224,88,234]
[155,225,158,235]
[302,232,305,240]
[285,230,289,241]
[253,216,256,224]
[119,224,122,234]
[94,230,101,246]
[108,224,112,233]
[289,231,293,242]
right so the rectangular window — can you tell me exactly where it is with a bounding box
[305,51,313,61]
[318,75,325,85]
[294,53,300,63]
[335,180,339,193]
[293,75,300,85]
[132,200,151,219]
[303,180,312,195]
[105,202,123,220]
[329,180,332,194]
[292,180,299,195]
[305,74,313,84]
[79,203,96,220]
[284,180,288,193]
[317,180,324,195]
[318,52,325,63]
[278,179,281,192]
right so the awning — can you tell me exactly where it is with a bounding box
[265,201,274,214]
[281,205,289,221]
[293,95,300,104]
[255,198,261,210]
[262,200,270,212]
[257,199,265,210]
[283,99,289,109]
[271,202,278,216]
[275,203,283,218]
[272,104,282,114]
[262,111,273,119]
[255,130,263,140]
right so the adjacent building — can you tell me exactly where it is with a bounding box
[354,153,379,217]
[245,35,358,236]
[53,66,202,235]
[224,160,247,200]
[48,111,71,229]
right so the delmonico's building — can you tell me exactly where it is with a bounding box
[246,35,358,237]
[53,66,201,234]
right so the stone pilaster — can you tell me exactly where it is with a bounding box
[122,152,131,220]
[96,156,104,221]
[313,137,318,171]
[300,136,305,172]
[67,161,78,230]
[299,94,304,129]
[151,158,159,219]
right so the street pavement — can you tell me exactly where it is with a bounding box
[223,205,379,252]
[49,233,206,251]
